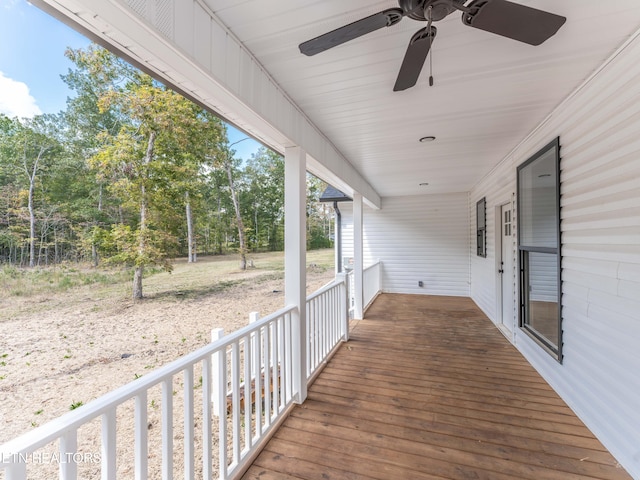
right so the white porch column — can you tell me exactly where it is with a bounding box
[284,146,307,403]
[334,223,340,276]
[353,193,364,319]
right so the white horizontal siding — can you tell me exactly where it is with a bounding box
[469,32,640,479]
[340,193,470,297]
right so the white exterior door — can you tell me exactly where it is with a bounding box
[500,203,515,334]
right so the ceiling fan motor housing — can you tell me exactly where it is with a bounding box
[399,0,466,22]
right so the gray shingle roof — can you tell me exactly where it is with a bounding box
[319,185,352,203]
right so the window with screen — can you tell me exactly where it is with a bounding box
[476,197,486,257]
[517,137,562,361]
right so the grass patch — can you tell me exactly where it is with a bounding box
[1,249,334,314]
[151,279,242,301]
[0,264,133,298]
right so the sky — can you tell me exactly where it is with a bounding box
[0,0,262,161]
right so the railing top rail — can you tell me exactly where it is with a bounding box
[0,304,297,457]
[306,277,345,302]
[363,260,381,272]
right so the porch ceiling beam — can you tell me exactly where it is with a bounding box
[31,0,381,209]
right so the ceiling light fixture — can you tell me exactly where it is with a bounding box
[419,136,436,143]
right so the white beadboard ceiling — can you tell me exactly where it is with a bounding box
[200,0,640,197]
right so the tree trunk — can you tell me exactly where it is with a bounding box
[225,158,247,270]
[133,187,147,299]
[216,197,223,255]
[54,225,59,264]
[132,131,156,299]
[185,191,196,263]
[92,243,99,267]
[28,174,36,268]
[254,205,259,250]
[92,184,103,267]
[133,265,143,299]
[203,226,210,256]
[38,218,47,266]
[24,146,46,268]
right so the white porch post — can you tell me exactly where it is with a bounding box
[284,146,307,403]
[353,193,364,319]
[334,225,340,276]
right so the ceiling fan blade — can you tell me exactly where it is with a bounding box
[299,8,404,56]
[394,26,437,92]
[462,0,566,46]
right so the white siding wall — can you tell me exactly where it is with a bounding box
[470,34,640,478]
[340,193,470,297]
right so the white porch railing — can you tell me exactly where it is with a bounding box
[346,260,382,318]
[0,276,349,480]
[306,275,348,378]
[346,269,355,318]
[363,261,382,310]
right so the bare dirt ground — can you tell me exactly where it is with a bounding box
[0,250,334,478]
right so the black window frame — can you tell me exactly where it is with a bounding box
[517,137,563,362]
[476,197,487,258]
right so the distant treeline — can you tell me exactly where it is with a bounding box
[0,45,332,297]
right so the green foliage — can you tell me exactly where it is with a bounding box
[69,401,83,410]
[0,43,335,288]
[242,147,285,251]
[306,174,334,250]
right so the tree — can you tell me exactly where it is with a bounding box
[306,174,333,250]
[244,147,285,251]
[0,114,62,267]
[82,46,205,298]
[224,147,248,269]
[178,111,225,263]
[1,42,316,271]
[201,164,234,255]
[62,45,125,266]
[210,134,252,270]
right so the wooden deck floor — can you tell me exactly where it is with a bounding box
[242,294,630,480]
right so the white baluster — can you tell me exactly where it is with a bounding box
[60,429,78,480]
[184,366,195,480]
[161,378,173,480]
[101,409,116,480]
[134,392,148,480]
[211,328,224,417]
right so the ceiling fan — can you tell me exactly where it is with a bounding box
[299,0,566,91]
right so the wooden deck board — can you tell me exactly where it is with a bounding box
[241,294,630,480]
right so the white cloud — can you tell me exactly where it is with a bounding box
[2,0,22,12]
[0,71,42,118]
